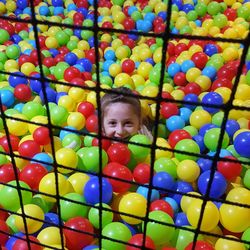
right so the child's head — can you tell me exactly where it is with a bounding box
[101,87,142,140]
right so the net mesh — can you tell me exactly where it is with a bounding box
[0,0,250,249]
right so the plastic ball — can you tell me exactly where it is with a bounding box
[201,92,223,114]
[143,210,175,246]
[133,163,151,184]
[234,131,250,158]
[166,115,185,132]
[119,192,147,225]
[88,203,113,229]
[12,235,42,250]
[174,139,200,161]
[152,171,175,194]
[149,199,174,218]
[160,102,179,119]
[187,200,219,231]
[33,126,51,145]
[37,227,65,247]
[6,113,29,136]
[84,176,113,205]
[67,172,90,195]
[77,101,95,118]
[14,204,44,234]
[177,160,200,182]
[189,110,212,129]
[102,222,132,250]
[198,170,227,198]
[126,234,155,250]
[107,143,131,165]
[185,240,214,250]
[215,236,246,250]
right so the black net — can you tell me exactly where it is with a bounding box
[0,0,250,249]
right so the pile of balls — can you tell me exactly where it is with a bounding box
[0,0,249,249]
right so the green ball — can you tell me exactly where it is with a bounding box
[179,25,193,35]
[154,158,177,179]
[62,17,73,25]
[62,133,82,151]
[6,45,21,59]
[54,62,69,80]
[51,105,69,125]
[243,169,250,189]
[0,52,7,64]
[0,154,8,165]
[174,139,200,161]
[0,181,32,212]
[55,31,70,46]
[60,193,88,221]
[128,134,151,160]
[6,214,19,234]
[131,11,143,21]
[207,2,221,16]
[67,40,78,51]
[18,30,29,40]
[35,65,50,76]
[241,225,250,249]
[83,134,95,147]
[194,3,207,17]
[213,14,228,28]
[111,0,125,6]
[187,10,198,21]
[31,194,53,213]
[212,111,224,126]
[143,211,175,246]
[81,30,94,41]
[246,70,250,85]
[0,29,10,44]
[226,145,241,158]
[83,19,93,27]
[143,6,153,13]
[150,44,158,53]
[77,146,108,173]
[237,6,250,20]
[183,126,198,136]
[22,101,45,119]
[102,222,132,250]
[100,75,113,87]
[88,203,113,229]
[204,128,229,152]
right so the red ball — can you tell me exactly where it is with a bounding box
[19,163,48,190]
[160,102,179,119]
[33,127,51,145]
[184,82,202,95]
[42,57,55,68]
[18,140,41,159]
[71,77,85,87]
[12,235,42,250]
[0,205,8,221]
[211,77,232,90]
[153,16,164,26]
[73,12,84,22]
[64,217,94,250]
[168,129,192,148]
[75,0,89,8]
[85,114,98,133]
[174,72,187,86]
[0,163,19,183]
[103,162,133,193]
[92,137,111,151]
[14,84,32,102]
[123,38,136,49]
[224,8,237,21]
[107,143,131,165]
[123,17,135,30]
[149,199,174,218]
[15,22,28,33]
[146,38,156,47]
[191,52,208,69]
[126,234,156,250]
[0,220,9,246]
[77,101,95,119]
[38,36,47,49]
[217,156,242,181]
[133,163,151,184]
[122,59,135,74]
[0,135,20,153]
[64,66,81,82]
[18,55,34,66]
[58,46,70,55]
[102,21,113,29]
[81,72,92,81]
[184,240,214,250]
[154,23,166,34]
[174,43,188,56]
[54,54,65,64]
[85,48,96,64]
[167,42,176,56]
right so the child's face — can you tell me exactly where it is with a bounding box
[102,102,140,140]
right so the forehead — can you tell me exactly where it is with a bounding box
[103,102,138,117]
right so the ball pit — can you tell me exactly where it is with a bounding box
[0,0,249,249]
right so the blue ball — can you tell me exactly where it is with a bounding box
[136,186,160,202]
[145,58,155,66]
[198,170,227,198]
[103,60,114,71]
[225,119,240,138]
[201,92,223,113]
[59,126,77,140]
[197,158,213,173]
[39,87,57,103]
[181,60,195,73]
[53,6,64,15]
[204,44,218,56]
[11,34,22,44]
[144,12,155,22]
[182,3,195,13]
[84,245,99,250]
[39,5,50,15]
[234,131,250,158]
[30,74,49,94]
[152,172,175,194]
[170,180,194,205]
[202,66,217,80]
[167,63,181,77]
[104,50,116,61]
[31,153,53,171]
[199,123,218,137]
[88,36,95,47]
[0,89,15,107]
[14,103,24,113]
[49,48,59,57]
[67,3,77,11]
[84,177,113,205]
[141,20,152,32]
[5,232,25,250]
[77,7,88,17]
[64,52,78,66]
[44,212,60,227]
[16,0,28,10]
[162,197,179,214]
[158,11,167,21]
[175,212,190,226]
[193,134,205,152]
[76,58,92,72]
[179,107,192,123]
[128,6,138,16]
[183,93,199,110]
[166,115,185,132]
[9,72,28,87]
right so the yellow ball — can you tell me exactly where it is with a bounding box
[214,87,231,103]
[45,36,59,49]
[86,91,97,108]
[109,63,122,77]
[113,11,126,23]
[171,89,185,101]
[15,204,44,234]
[13,151,28,170]
[177,160,200,182]
[187,200,220,231]
[28,115,48,134]
[114,73,134,88]
[163,83,174,93]
[44,136,62,154]
[226,187,250,205]
[0,2,6,14]
[175,16,188,30]
[58,95,76,112]
[155,2,167,14]
[101,33,112,43]
[237,117,249,129]
[68,87,86,102]
[223,28,238,39]
[209,26,220,37]
[56,84,70,93]
[180,191,201,213]
[224,0,236,6]
[119,192,147,225]
[37,227,66,246]
[222,47,239,62]
[19,135,34,145]
[139,48,152,61]
[131,74,145,87]
[21,62,36,75]
[195,75,211,91]
[137,62,153,79]
[153,47,163,64]
[6,114,28,136]
[72,48,85,58]
[115,46,129,60]
[156,138,173,159]
[67,112,85,130]
[189,110,212,129]
[235,84,250,101]
[56,148,78,174]
[68,173,90,195]
[111,39,123,50]
[141,85,159,103]
[215,236,246,250]
[6,0,16,12]
[39,173,70,202]
[4,59,19,71]
[186,67,201,82]
[77,40,90,51]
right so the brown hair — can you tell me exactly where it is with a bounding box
[101,87,142,120]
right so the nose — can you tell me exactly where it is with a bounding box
[116,123,125,136]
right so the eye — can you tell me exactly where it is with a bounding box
[108,121,117,126]
[125,121,133,126]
